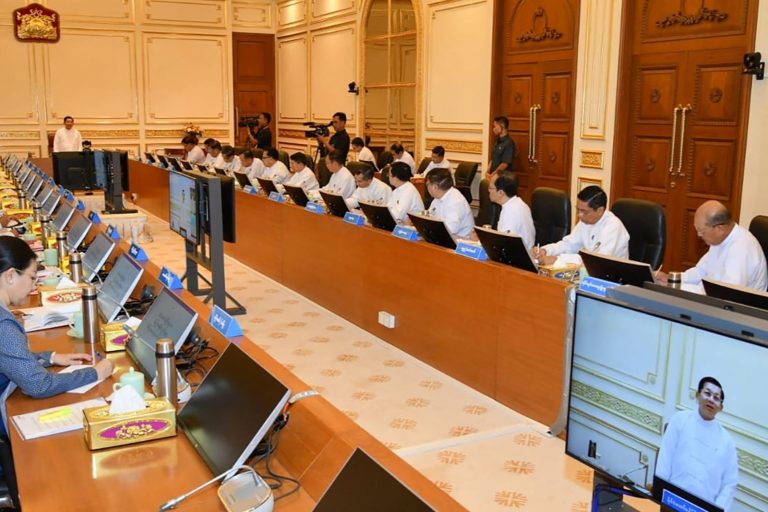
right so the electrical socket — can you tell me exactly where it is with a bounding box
[378,311,396,329]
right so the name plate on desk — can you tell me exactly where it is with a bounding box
[88,211,101,224]
[106,224,120,240]
[343,212,365,226]
[392,225,419,241]
[578,276,618,297]
[661,490,708,512]
[268,191,284,203]
[305,202,325,215]
[128,243,148,262]
[76,200,86,211]
[208,305,243,338]
[58,185,65,195]
[243,185,256,195]
[65,190,74,202]
[455,242,488,261]
[159,266,183,289]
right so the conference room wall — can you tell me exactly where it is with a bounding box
[0,0,274,157]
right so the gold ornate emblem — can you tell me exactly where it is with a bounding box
[14,3,60,43]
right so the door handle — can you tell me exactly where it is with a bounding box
[529,104,541,164]
[527,106,533,162]
[668,105,681,176]
[676,104,691,177]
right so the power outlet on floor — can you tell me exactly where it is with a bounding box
[378,311,396,329]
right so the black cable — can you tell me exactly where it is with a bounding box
[264,427,300,501]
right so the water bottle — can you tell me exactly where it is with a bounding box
[155,338,177,405]
[81,284,100,345]
[18,191,27,209]
[40,215,51,249]
[32,200,41,222]
[56,231,68,262]
[69,251,83,283]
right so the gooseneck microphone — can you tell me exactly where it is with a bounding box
[158,465,254,511]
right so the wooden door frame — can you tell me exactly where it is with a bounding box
[232,32,276,147]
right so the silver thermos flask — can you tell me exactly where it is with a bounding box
[155,338,177,404]
[18,192,27,210]
[81,284,100,345]
[56,231,68,262]
[32,200,41,222]
[69,251,83,282]
[40,215,51,248]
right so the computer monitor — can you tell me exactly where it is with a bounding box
[180,160,194,171]
[232,172,250,190]
[579,250,656,287]
[643,282,768,321]
[358,202,397,231]
[177,344,291,477]
[156,154,169,167]
[313,448,435,512]
[144,152,156,164]
[195,164,209,174]
[702,278,768,311]
[169,171,199,245]
[66,213,92,251]
[566,291,768,512]
[213,167,227,177]
[35,182,54,205]
[21,168,36,189]
[407,213,456,250]
[127,288,198,378]
[318,190,349,218]
[256,177,279,196]
[52,200,75,232]
[17,166,31,184]
[82,232,116,282]
[474,226,537,273]
[41,191,60,217]
[97,254,144,323]
[26,174,43,198]
[282,184,309,207]
[168,157,183,173]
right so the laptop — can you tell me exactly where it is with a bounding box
[319,190,349,218]
[359,202,397,231]
[407,213,456,249]
[283,184,310,207]
[474,226,537,273]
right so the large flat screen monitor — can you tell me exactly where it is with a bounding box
[97,254,144,323]
[66,213,92,252]
[82,232,116,282]
[52,151,95,190]
[579,250,656,287]
[169,171,199,244]
[408,213,456,250]
[474,226,537,273]
[313,448,435,511]
[177,344,291,477]
[566,291,768,512]
[127,288,198,378]
[702,278,768,311]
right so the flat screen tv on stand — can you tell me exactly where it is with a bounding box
[102,150,137,214]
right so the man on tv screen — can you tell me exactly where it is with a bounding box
[655,376,738,510]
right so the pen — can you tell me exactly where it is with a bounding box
[95,352,103,362]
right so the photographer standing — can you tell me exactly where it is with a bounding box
[316,112,350,163]
[247,112,272,150]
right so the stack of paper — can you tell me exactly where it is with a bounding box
[12,398,106,440]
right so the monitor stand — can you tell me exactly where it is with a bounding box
[592,474,645,511]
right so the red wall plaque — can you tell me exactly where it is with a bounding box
[13,3,60,43]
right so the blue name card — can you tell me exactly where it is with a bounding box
[578,276,618,297]
[106,224,120,240]
[305,202,325,215]
[392,225,419,241]
[58,185,65,195]
[343,212,365,226]
[159,266,183,289]
[76,200,86,211]
[65,190,74,202]
[243,185,255,194]
[661,489,707,512]
[128,243,148,262]
[208,305,243,338]
[455,242,488,261]
[88,211,101,224]
[268,191,284,203]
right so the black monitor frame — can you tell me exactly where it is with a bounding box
[256,177,279,196]
[319,190,349,218]
[282,184,309,207]
[702,278,768,311]
[232,171,250,189]
[407,213,456,250]
[358,202,397,231]
[579,250,656,287]
[474,226,537,273]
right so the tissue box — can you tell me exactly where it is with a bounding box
[40,286,82,308]
[101,321,129,352]
[538,263,581,283]
[83,398,177,450]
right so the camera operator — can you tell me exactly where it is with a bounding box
[246,112,272,150]
[316,112,350,163]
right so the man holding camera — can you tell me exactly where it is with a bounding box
[246,112,272,150]
[316,112,350,163]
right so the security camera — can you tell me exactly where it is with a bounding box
[347,81,360,94]
[743,52,764,80]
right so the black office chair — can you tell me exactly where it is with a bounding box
[416,157,431,177]
[531,187,571,246]
[347,160,374,175]
[454,162,478,204]
[611,198,666,269]
[376,150,394,171]
[475,178,501,228]
[252,148,264,160]
[278,150,290,168]
[316,158,332,188]
[303,153,315,171]
[749,215,768,263]
[0,437,20,509]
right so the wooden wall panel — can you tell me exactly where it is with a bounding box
[309,25,355,121]
[233,1,273,29]
[278,36,309,122]
[0,26,38,124]
[142,0,226,29]
[46,0,133,25]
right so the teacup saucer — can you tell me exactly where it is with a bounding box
[67,328,83,339]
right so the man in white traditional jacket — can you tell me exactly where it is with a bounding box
[53,116,82,152]
[346,164,391,209]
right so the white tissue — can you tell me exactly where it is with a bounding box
[109,385,146,415]
[56,275,78,289]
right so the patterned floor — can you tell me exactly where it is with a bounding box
[134,209,658,511]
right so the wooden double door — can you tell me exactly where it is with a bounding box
[614,0,759,271]
[232,33,276,147]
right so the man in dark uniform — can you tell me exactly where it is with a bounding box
[316,112,350,163]
[487,115,515,179]
[247,112,272,149]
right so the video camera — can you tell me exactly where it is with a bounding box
[303,121,333,138]
[238,116,259,128]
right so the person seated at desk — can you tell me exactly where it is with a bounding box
[0,237,114,438]
[285,152,319,192]
[261,148,289,184]
[220,145,241,176]
[657,200,767,291]
[426,168,474,239]
[533,185,629,266]
[347,164,391,209]
[391,143,416,174]
[238,150,265,183]
[387,162,424,223]
[351,137,377,170]
[488,171,535,251]
[182,134,205,165]
[421,145,451,177]
[205,140,224,169]
[320,150,356,199]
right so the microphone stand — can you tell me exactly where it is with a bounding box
[159,465,256,511]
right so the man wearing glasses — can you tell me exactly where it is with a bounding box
[655,376,738,511]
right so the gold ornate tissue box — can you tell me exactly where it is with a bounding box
[83,398,177,450]
[538,263,581,283]
[101,321,129,352]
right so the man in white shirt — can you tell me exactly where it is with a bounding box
[534,186,629,266]
[421,145,451,177]
[655,376,738,511]
[261,148,289,184]
[220,145,241,176]
[320,150,356,199]
[182,135,205,165]
[285,152,319,191]
[205,141,224,170]
[239,150,265,183]
[387,162,424,223]
[658,200,767,291]
[346,165,391,209]
[391,143,416,173]
[352,137,377,170]
[426,168,474,239]
[53,116,82,152]
[488,171,535,250]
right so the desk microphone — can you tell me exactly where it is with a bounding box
[158,465,258,511]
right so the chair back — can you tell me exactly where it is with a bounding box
[316,158,332,187]
[253,148,264,160]
[611,198,666,269]
[749,215,768,263]
[347,160,373,175]
[417,157,431,176]
[531,187,571,246]
[454,162,478,187]
[0,436,20,509]
[475,178,501,228]
[303,153,314,170]
[278,150,290,168]
[377,150,394,170]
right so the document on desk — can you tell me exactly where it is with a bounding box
[60,365,104,394]
[12,398,106,440]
